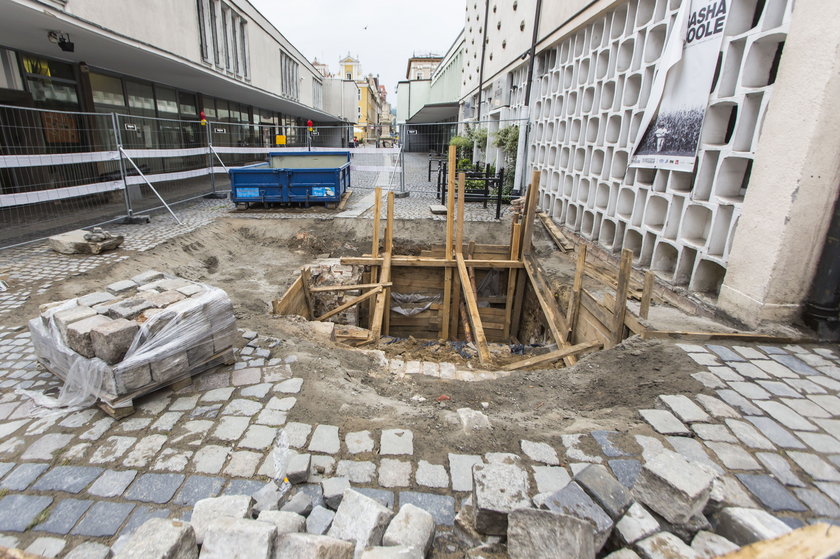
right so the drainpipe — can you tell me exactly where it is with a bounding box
[803,189,840,340]
[515,0,543,197]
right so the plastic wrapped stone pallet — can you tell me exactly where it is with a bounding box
[28,271,236,416]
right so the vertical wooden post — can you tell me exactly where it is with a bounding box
[520,170,541,257]
[368,187,382,324]
[640,271,655,320]
[383,191,394,335]
[503,221,521,339]
[566,244,587,341]
[441,145,456,339]
[455,172,466,254]
[610,248,634,347]
[300,267,315,320]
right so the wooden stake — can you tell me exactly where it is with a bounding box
[441,145,457,339]
[502,341,601,371]
[455,172,466,254]
[449,271,461,340]
[640,271,654,319]
[523,254,576,366]
[384,192,394,335]
[368,252,392,341]
[300,267,315,320]
[520,170,540,257]
[456,253,490,363]
[317,286,382,321]
[503,221,521,339]
[609,248,633,348]
[566,244,587,341]
[369,187,382,323]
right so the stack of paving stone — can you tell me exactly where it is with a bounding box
[113,488,436,559]
[458,449,794,559]
[29,270,236,407]
[308,259,363,325]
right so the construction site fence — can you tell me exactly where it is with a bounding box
[0,103,356,248]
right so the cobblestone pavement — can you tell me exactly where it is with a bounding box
[1,314,840,555]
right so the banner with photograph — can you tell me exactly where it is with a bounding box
[630,0,729,172]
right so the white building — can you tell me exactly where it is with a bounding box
[396,32,465,125]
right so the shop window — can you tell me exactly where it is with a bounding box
[90,72,126,112]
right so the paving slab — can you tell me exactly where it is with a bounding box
[124,473,184,504]
[34,498,92,535]
[72,501,134,537]
[736,474,807,512]
[32,466,103,494]
[399,491,457,525]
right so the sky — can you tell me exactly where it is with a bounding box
[250,0,465,108]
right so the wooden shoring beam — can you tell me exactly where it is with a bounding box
[300,267,315,320]
[502,341,602,371]
[384,191,394,335]
[341,257,523,269]
[271,276,303,315]
[455,172,466,254]
[316,286,382,321]
[310,282,392,293]
[566,244,587,341]
[537,211,570,253]
[609,248,633,348]
[640,271,654,319]
[369,187,382,323]
[520,170,541,257]
[523,254,576,366]
[441,145,457,339]
[449,270,461,340]
[456,253,491,364]
[368,252,392,341]
[503,221,522,339]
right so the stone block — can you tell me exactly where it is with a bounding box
[507,509,595,559]
[276,533,353,559]
[706,476,758,514]
[115,364,152,394]
[542,481,613,551]
[187,338,215,366]
[520,440,560,465]
[66,314,113,357]
[91,318,139,364]
[360,546,422,559]
[382,503,435,556]
[49,229,123,254]
[604,551,641,559]
[322,477,351,510]
[457,408,492,434]
[200,517,276,559]
[639,409,690,436]
[257,510,305,534]
[288,453,312,484]
[282,491,314,516]
[614,502,660,545]
[190,495,253,544]
[633,449,714,524]
[575,464,632,520]
[307,505,335,535]
[690,530,739,558]
[472,462,531,536]
[142,290,187,309]
[132,270,165,285]
[150,352,189,383]
[636,532,700,559]
[113,517,197,559]
[328,489,394,555]
[253,482,286,514]
[107,280,137,295]
[53,304,95,341]
[79,291,118,308]
[380,429,413,455]
[712,507,792,546]
[108,297,155,321]
[449,454,483,492]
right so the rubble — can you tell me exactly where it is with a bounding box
[471,462,531,535]
[381,504,435,555]
[507,509,595,559]
[633,449,715,524]
[49,228,124,255]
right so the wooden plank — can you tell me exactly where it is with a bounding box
[441,145,457,340]
[609,248,633,348]
[341,257,523,269]
[368,252,392,341]
[336,189,353,211]
[316,286,382,321]
[640,271,654,319]
[537,211,570,253]
[566,244,587,342]
[450,269,461,340]
[523,254,576,366]
[271,276,303,315]
[310,282,392,293]
[717,522,840,559]
[502,341,602,371]
[455,172,466,254]
[384,192,395,335]
[441,268,453,339]
[503,223,521,339]
[369,187,382,320]
[640,330,817,343]
[521,170,541,257]
[456,253,491,364]
[300,267,315,320]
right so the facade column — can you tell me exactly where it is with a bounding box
[718,0,840,327]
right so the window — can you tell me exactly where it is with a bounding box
[346,72,352,80]
[198,0,249,79]
[416,73,422,80]
[90,72,126,112]
[280,50,299,100]
[312,80,323,110]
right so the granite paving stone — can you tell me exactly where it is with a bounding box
[381,429,414,456]
[609,459,643,489]
[448,453,483,492]
[692,423,738,443]
[725,419,775,450]
[666,437,724,474]
[0,462,14,480]
[755,360,798,378]
[729,382,772,400]
[520,440,560,464]
[0,494,52,532]
[335,460,377,484]
[730,362,772,379]
[212,416,250,441]
[755,452,805,487]
[639,409,690,436]
[532,465,571,493]
[379,459,411,487]
[561,434,604,463]
[692,372,726,389]
[71,501,134,537]
[688,353,719,366]
[772,354,819,375]
[173,475,226,506]
[224,479,266,496]
[755,401,818,431]
[717,390,763,415]
[796,432,840,454]
[32,466,103,494]
[705,441,762,470]
[1,463,49,490]
[124,473,185,503]
[736,474,807,512]
[745,416,807,449]
[118,505,172,537]
[309,425,341,454]
[91,436,137,464]
[787,451,840,482]
[224,451,262,477]
[658,394,712,423]
[398,491,456,525]
[733,346,766,360]
[709,366,744,382]
[757,381,802,398]
[793,488,840,517]
[707,345,746,362]
[87,469,137,498]
[25,537,66,558]
[809,395,840,415]
[695,394,740,419]
[33,498,92,535]
[591,430,631,457]
[21,433,74,461]
[345,430,375,454]
[815,419,840,441]
[780,398,832,419]
[415,460,448,488]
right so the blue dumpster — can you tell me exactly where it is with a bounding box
[229,151,350,206]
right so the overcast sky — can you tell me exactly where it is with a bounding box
[250,0,465,107]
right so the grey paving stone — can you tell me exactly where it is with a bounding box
[731,362,772,379]
[728,381,772,400]
[575,464,632,520]
[704,442,761,470]
[717,389,763,415]
[692,423,738,443]
[657,394,712,423]
[794,488,840,517]
[173,475,226,506]
[415,460,448,488]
[809,394,840,415]
[32,466,103,494]
[755,452,805,487]
[757,380,802,398]
[736,474,807,512]
[224,479,266,496]
[591,430,631,457]
[355,487,394,509]
[448,453,483,492]
[815,482,840,507]
[709,366,744,382]
[667,436,724,475]
[345,430,374,454]
[708,345,746,362]
[542,481,613,550]
[692,372,726,389]
[87,469,137,498]
[309,424,340,454]
[124,473,184,504]
[0,462,14,479]
[733,346,766,360]
[785,378,827,394]
[0,494,52,532]
[380,429,413,456]
[24,536,66,558]
[609,459,642,489]
[379,459,411,487]
[695,394,740,419]
[755,401,817,431]
[398,491,456,526]
[62,542,111,559]
[755,360,799,379]
[688,353,719,366]
[639,409,690,436]
[782,398,832,419]
[772,354,819,375]
[796,432,840,454]
[787,451,840,482]
[306,505,335,535]
[532,465,571,494]
[724,419,775,450]
[119,505,172,537]
[72,501,134,537]
[759,345,787,355]
[745,416,806,449]
[34,498,92,535]
[1,463,49,490]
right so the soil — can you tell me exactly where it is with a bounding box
[18,216,711,464]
